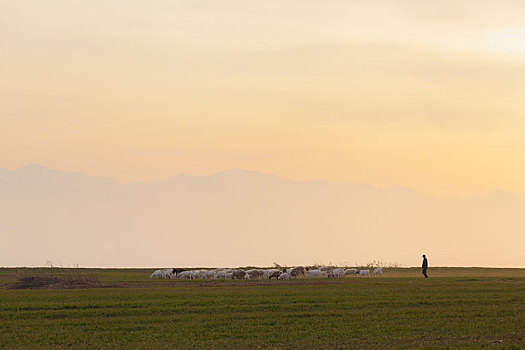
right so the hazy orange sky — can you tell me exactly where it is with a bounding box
[2,0,525,197]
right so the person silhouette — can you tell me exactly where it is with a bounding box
[422,254,428,278]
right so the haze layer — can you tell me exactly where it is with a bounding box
[1,165,524,267]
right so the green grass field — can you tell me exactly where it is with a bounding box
[1,267,525,349]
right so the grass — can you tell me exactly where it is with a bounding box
[1,268,525,349]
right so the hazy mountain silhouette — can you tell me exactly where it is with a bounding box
[1,165,524,267]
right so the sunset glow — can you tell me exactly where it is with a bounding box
[2,1,525,198]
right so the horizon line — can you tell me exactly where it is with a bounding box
[2,265,525,269]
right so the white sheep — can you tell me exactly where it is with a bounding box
[161,269,174,279]
[373,267,383,276]
[306,269,322,278]
[344,268,358,276]
[177,271,193,279]
[359,269,370,277]
[332,268,344,278]
[278,272,290,280]
[203,270,217,279]
[149,269,163,279]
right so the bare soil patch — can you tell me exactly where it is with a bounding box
[132,279,358,289]
[9,274,120,290]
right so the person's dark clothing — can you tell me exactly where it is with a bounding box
[422,257,428,278]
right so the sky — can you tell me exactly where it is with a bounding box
[1,0,525,197]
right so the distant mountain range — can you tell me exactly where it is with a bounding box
[1,165,524,267]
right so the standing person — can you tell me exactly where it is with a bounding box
[422,254,428,278]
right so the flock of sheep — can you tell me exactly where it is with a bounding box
[149,266,384,280]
